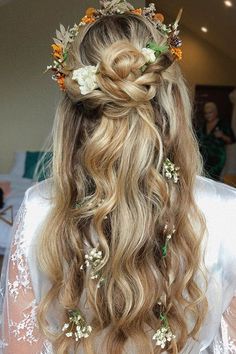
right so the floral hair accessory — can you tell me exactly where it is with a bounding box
[71,41,168,95]
[162,224,176,257]
[152,312,176,348]
[163,158,180,183]
[62,310,92,341]
[80,247,105,288]
[140,42,169,72]
[141,47,157,64]
[46,1,183,90]
[72,65,99,95]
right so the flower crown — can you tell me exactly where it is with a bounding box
[46,0,183,92]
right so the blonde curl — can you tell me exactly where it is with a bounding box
[38,13,208,354]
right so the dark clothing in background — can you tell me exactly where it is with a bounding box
[198,119,235,180]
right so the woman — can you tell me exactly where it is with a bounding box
[1,1,236,353]
[198,101,235,180]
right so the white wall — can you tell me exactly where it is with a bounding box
[0,0,144,173]
[0,0,235,173]
[180,27,236,88]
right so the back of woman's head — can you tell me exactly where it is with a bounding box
[38,8,207,354]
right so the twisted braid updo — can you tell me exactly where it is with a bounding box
[38,12,207,354]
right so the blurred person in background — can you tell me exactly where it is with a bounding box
[1,1,236,354]
[198,101,235,180]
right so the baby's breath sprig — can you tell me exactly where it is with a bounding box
[62,310,92,341]
[80,248,105,288]
[163,158,180,183]
[152,312,176,348]
[161,225,176,257]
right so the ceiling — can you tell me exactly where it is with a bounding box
[1,0,235,61]
[147,0,236,61]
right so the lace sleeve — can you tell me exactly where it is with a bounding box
[0,193,51,354]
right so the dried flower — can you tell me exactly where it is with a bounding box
[153,326,176,348]
[153,13,165,23]
[47,1,183,90]
[100,0,134,14]
[80,15,96,26]
[52,44,63,60]
[153,313,176,348]
[131,8,142,15]
[161,225,176,257]
[62,310,92,341]
[171,47,183,60]
[163,158,180,183]
[57,75,65,90]
[86,7,96,17]
[170,35,182,48]
[80,247,105,287]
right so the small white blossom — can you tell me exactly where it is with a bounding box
[65,332,73,337]
[72,65,99,95]
[62,310,92,342]
[81,247,105,286]
[62,323,70,331]
[163,158,180,183]
[153,326,176,348]
[141,47,156,63]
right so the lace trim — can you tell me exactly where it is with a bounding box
[9,299,39,344]
[5,199,40,346]
[212,318,236,353]
[8,202,32,301]
[0,339,8,349]
[40,340,53,354]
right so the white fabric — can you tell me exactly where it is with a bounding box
[0,176,236,353]
[0,175,33,254]
[9,152,26,177]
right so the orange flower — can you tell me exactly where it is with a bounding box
[154,13,165,23]
[81,15,96,24]
[57,75,65,90]
[52,44,63,60]
[86,7,96,17]
[131,8,142,15]
[171,47,183,60]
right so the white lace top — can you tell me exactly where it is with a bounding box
[0,176,236,353]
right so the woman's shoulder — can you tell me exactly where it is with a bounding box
[194,175,236,267]
[18,179,54,252]
[25,178,54,207]
[195,175,236,207]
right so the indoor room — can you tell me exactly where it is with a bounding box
[0,0,236,352]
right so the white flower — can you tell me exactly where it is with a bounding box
[62,323,70,331]
[72,65,99,95]
[153,326,176,348]
[65,332,73,337]
[141,47,156,63]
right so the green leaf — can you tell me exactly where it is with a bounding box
[162,245,167,257]
[63,51,68,62]
[147,42,169,56]
[141,64,148,73]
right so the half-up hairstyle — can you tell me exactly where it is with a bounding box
[37,12,208,354]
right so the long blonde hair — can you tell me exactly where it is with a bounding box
[38,13,207,354]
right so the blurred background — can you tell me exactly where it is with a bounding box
[0,0,235,260]
[147,0,236,183]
